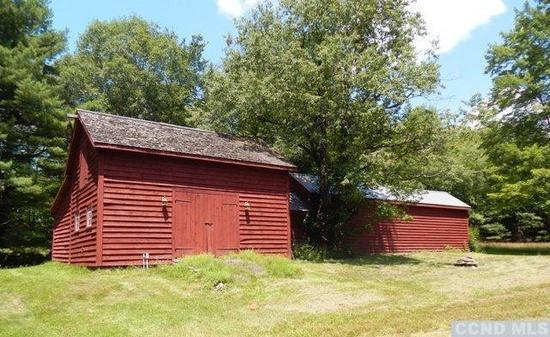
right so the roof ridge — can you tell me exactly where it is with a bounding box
[76,109,277,148]
[76,109,220,135]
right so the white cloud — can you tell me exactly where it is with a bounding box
[217,0,260,18]
[411,0,506,54]
[217,0,506,54]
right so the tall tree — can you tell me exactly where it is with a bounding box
[204,0,441,248]
[59,16,207,125]
[0,0,67,246]
[420,111,488,211]
[485,0,549,145]
[478,0,550,241]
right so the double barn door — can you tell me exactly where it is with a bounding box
[172,190,240,257]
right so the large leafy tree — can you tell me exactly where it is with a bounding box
[420,114,488,210]
[0,0,67,246]
[203,0,441,248]
[485,0,549,145]
[59,16,207,125]
[478,0,550,241]
[482,141,549,241]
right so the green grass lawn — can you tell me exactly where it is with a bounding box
[1,250,549,337]
[479,241,550,255]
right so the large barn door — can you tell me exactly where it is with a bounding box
[173,190,240,258]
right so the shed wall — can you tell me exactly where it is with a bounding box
[52,129,99,264]
[345,204,469,253]
[100,151,290,266]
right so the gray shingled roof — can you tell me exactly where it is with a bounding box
[290,173,471,209]
[77,110,295,169]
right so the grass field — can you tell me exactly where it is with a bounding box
[479,241,550,255]
[1,249,549,337]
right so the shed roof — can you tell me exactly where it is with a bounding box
[290,192,309,212]
[290,173,471,209]
[77,110,295,169]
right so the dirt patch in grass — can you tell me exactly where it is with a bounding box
[224,257,266,276]
[268,280,384,313]
[0,294,27,316]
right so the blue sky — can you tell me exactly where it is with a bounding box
[49,0,525,112]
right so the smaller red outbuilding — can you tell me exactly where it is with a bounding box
[290,173,471,253]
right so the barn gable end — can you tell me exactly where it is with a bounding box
[51,121,101,265]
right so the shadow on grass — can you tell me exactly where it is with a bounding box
[480,243,550,256]
[0,247,51,268]
[326,254,423,266]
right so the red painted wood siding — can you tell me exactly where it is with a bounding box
[345,204,469,253]
[52,127,99,265]
[100,151,290,266]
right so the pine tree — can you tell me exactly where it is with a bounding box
[0,0,67,246]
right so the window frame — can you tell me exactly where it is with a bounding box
[74,211,80,232]
[86,206,93,228]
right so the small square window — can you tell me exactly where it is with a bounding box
[86,207,93,227]
[74,212,80,231]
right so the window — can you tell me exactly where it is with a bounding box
[86,206,93,227]
[74,211,80,231]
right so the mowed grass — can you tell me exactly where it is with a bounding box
[1,250,549,337]
[479,241,550,255]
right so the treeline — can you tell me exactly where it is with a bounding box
[0,0,548,249]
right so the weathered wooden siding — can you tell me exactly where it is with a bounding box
[346,204,469,253]
[52,126,99,265]
[100,151,290,266]
[52,191,71,262]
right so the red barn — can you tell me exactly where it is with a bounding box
[51,110,295,267]
[290,173,471,253]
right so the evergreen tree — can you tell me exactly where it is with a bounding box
[0,0,67,246]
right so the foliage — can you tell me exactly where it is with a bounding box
[59,16,207,125]
[0,247,50,267]
[0,0,67,247]
[485,0,549,145]
[468,227,481,252]
[479,222,512,241]
[292,241,329,261]
[459,0,550,242]
[418,113,488,209]
[203,0,441,248]
[480,140,549,240]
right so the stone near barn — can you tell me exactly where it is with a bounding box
[454,256,478,267]
[214,282,226,292]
